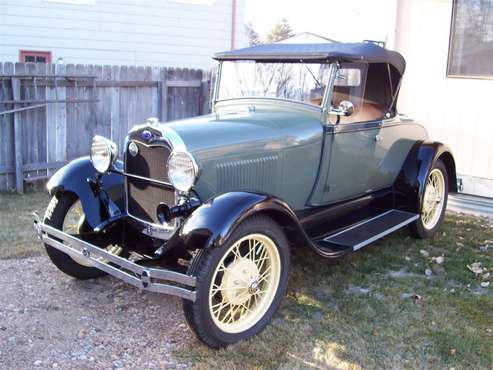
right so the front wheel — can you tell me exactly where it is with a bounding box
[183,216,290,348]
[44,192,123,279]
[410,160,449,239]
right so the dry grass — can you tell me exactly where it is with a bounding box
[176,215,493,369]
[1,192,492,368]
[0,191,49,259]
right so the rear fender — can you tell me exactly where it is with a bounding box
[395,141,457,213]
[178,191,309,250]
[47,157,125,228]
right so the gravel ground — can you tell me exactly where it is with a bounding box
[0,255,195,370]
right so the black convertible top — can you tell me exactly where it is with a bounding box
[214,42,406,75]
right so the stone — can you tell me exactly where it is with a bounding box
[432,265,446,276]
[432,256,445,264]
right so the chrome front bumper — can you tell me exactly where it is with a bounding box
[33,217,196,301]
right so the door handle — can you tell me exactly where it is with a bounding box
[375,135,383,142]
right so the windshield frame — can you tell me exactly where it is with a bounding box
[212,60,338,115]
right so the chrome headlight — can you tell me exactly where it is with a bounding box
[167,151,198,192]
[90,135,118,173]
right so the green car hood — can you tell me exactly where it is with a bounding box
[166,109,321,155]
[162,104,324,208]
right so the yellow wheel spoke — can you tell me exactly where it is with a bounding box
[232,246,242,260]
[212,300,229,316]
[254,289,267,296]
[208,233,281,333]
[217,262,228,273]
[421,169,445,230]
[254,246,267,264]
[257,252,269,273]
[258,269,271,284]
[246,239,255,260]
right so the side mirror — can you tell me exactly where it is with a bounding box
[329,100,354,117]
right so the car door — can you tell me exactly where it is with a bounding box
[308,62,408,205]
[322,120,385,203]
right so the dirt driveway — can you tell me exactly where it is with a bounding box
[0,256,194,370]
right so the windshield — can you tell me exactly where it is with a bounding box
[217,61,331,106]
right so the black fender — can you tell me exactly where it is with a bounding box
[395,140,457,213]
[47,156,125,229]
[178,191,309,250]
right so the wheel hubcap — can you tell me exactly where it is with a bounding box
[421,168,446,230]
[209,233,281,333]
[220,258,259,305]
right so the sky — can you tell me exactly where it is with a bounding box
[245,0,398,45]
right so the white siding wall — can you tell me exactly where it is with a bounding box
[0,0,247,69]
[395,0,493,198]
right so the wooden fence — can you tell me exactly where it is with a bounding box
[0,62,211,192]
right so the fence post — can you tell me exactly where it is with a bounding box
[200,79,211,115]
[11,77,23,193]
[157,80,168,122]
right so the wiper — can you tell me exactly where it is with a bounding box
[304,65,323,88]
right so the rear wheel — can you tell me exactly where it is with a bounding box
[183,216,290,348]
[410,160,448,239]
[44,192,123,279]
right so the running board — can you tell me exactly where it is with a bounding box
[317,210,419,252]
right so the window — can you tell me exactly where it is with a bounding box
[331,63,373,124]
[218,61,331,106]
[19,50,52,63]
[447,0,493,78]
[332,63,399,124]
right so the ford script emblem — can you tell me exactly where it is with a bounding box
[141,130,154,141]
[128,141,139,157]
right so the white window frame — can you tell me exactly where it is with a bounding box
[168,0,214,5]
[44,0,96,5]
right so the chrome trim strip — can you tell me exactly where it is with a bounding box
[322,62,338,123]
[212,61,222,111]
[113,168,174,188]
[123,123,180,238]
[159,126,187,152]
[126,214,177,240]
[322,210,419,251]
[324,210,394,240]
[352,214,419,251]
[128,122,187,153]
[34,219,196,301]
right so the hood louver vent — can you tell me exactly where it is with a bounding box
[217,155,279,194]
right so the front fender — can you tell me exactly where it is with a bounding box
[47,157,125,228]
[178,191,307,250]
[395,141,457,213]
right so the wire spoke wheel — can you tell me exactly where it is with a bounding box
[63,200,122,267]
[208,233,281,334]
[421,168,446,230]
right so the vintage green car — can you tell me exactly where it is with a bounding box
[34,42,457,348]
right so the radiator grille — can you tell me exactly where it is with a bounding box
[125,141,175,224]
[126,143,171,182]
